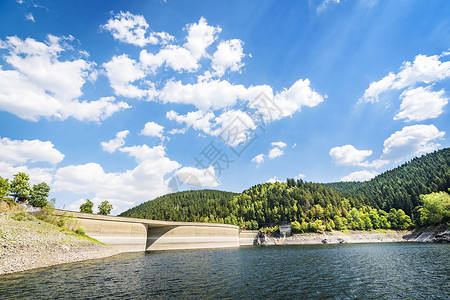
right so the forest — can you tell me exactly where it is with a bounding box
[120,148,450,232]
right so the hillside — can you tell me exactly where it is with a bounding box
[120,148,449,231]
[324,148,450,214]
[119,189,238,222]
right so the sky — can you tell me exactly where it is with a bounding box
[0,0,449,215]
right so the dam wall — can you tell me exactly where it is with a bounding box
[239,230,259,246]
[52,210,242,252]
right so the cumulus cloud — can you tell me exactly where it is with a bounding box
[103,54,153,99]
[341,170,378,182]
[139,17,220,73]
[268,147,284,159]
[266,176,285,184]
[394,86,448,122]
[361,52,450,103]
[0,35,129,121]
[0,162,53,185]
[101,11,174,47]
[329,144,389,168]
[211,39,245,76]
[166,110,215,135]
[140,121,164,138]
[0,137,64,165]
[54,144,181,213]
[329,145,373,166]
[271,141,287,148]
[382,124,445,162]
[251,154,264,166]
[294,173,306,180]
[173,166,219,188]
[101,130,130,153]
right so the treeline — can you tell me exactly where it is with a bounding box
[324,148,450,215]
[0,172,52,208]
[120,181,412,231]
[120,190,238,221]
[121,148,450,232]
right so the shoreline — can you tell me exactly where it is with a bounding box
[255,227,449,246]
[0,215,118,276]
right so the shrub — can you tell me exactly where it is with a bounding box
[75,226,86,235]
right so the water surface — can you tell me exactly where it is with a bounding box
[1,243,449,299]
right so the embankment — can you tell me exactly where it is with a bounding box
[256,227,450,246]
[0,214,118,275]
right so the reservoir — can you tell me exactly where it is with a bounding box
[1,243,449,299]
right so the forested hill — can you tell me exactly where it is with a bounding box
[119,148,449,231]
[323,148,450,215]
[119,190,238,221]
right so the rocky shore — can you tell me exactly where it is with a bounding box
[256,226,450,246]
[0,215,118,275]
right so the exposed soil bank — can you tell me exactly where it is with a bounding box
[256,226,450,246]
[0,215,118,276]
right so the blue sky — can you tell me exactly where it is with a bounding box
[0,0,449,214]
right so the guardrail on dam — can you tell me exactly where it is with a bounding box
[53,210,259,252]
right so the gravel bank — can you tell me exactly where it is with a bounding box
[257,230,414,246]
[0,215,118,275]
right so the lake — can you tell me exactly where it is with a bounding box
[1,243,449,299]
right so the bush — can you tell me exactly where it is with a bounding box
[75,227,86,235]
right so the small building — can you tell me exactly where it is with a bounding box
[279,224,291,237]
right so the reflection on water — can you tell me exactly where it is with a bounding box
[1,243,449,299]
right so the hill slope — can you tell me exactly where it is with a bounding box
[120,148,449,231]
[324,148,450,214]
[119,189,238,222]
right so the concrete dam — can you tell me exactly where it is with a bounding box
[54,210,259,252]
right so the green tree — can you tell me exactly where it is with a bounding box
[0,176,10,198]
[10,172,32,202]
[29,182,51,208]
[80,199,94,213]
[416,191,450,226]
[98,200,113,215]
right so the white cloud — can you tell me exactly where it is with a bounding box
[101,130,130,153]
[382,124,445,162]
[54,144,181,213]
[61,97,130,122]
[317,0,341,13]
[140,121,164,138]
[25,13,35,22]
[361,52,450,103]
[0,35,129,121]
[274,79,325,120]
[329,145,373,166]
[0,137,64,165]
[330,144,389,168]
[251,154,264,166]
[140,45,199,72]
[159,79,247,111]
[213,109,257,147]
[266,176,285,184]
[173,166,219,188]
[294,174,306,180]
[166,110,215,135]
[341,170,378,182]
[184,17,221,61]
[271,141,287,148]
[211,39,245,76]
[139,17,220,73]
[103,54,153,99]
[101,11,174,47]
[394,86,448,122]
[268,147,284,159]
[0,162,53,185]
